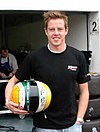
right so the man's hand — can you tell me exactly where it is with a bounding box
[9,72,14,78]
[5,100,29,115]
[0,72,7,79]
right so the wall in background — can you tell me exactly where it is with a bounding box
[0,10,99,73]
[6,14,87,51]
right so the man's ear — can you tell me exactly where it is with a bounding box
[65,27,68,35]
[44,28,48,36]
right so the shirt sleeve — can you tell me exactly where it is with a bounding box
[15,52,32,81]
[9,54,18,70]
[76,52,91,84]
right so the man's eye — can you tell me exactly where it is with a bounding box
[58,28,63,31]
[49,28,55,31]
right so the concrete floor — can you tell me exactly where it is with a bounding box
[0,113,33,132]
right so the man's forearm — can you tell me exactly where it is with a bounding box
[77,83,89,121]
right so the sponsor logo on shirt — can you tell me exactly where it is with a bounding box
[68,65,78,71]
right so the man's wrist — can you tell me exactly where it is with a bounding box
[76,118,84,124]
[5,99,10,105]
[11,72,15,75]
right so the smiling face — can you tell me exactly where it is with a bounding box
[44,18,68,51]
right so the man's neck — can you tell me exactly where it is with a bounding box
[47,44,66,53]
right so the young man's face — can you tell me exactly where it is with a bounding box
[45,18,68,47]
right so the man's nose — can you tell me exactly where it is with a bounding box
[54,29,59,34]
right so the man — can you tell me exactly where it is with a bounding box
[0,47,18,106]
[5,11,90,132]
[0,47,18,79]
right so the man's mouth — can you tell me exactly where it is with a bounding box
[53,37,60,40]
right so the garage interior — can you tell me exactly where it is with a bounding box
[0,10,100,132]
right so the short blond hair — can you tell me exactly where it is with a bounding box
[43,11,68,29]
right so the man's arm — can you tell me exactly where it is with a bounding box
[5,75,19,102]
[5,75,28,114]
[76,82,89,123]
[9,69,17,78]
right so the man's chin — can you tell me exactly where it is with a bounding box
[52,42,61,46]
